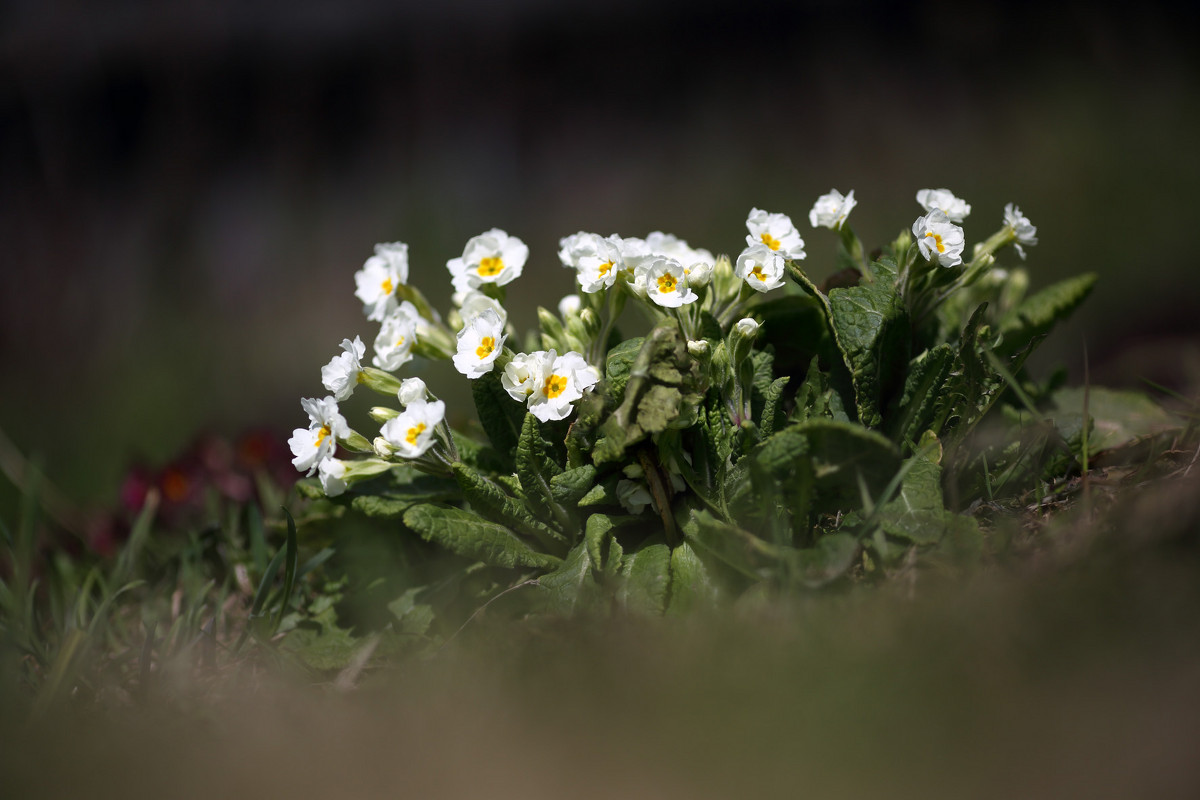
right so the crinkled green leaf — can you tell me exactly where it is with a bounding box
[280,599,361,672]
[402,503,562,570]
[618,541,671,615]
[873,446,979,546]
[387,587,435,638]
[826,259,910,428]
[471,370,526,469]
[578,476,620,508]
[886,343,954,447]
[537,542,602,614]
[550,465,598,507]
[1051,387,1182,452]
[788,532,860,588]
[584,512,634,576]
[516,413,570,530]
[997,273,1097,358]
[682,509,764,581]
[759,376,790,439]
[451,463,565,547]
[604,336,645,397]
[667,542,718,614]
[594,323,703,464]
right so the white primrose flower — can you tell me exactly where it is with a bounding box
[289,396,350,476]
[617,479,653,515]
[372,302,419,372]
[1003,203,1039,259]
[453,289,508,328]
[558,294,582,317]
[397,377,428,405]
[502,350,554,403]
[735,243,787,293]
[446,228,528,292]
[809,189,857,230]
[912,209,966,268]
[916,188,972,223]
[637,256,699,308]
[528,351,601,422]
[354,241,409,322]
[380,399,445,459]
[559,231,623,293]
[452,308,507,379]
[645,231,715,267]
[317,457,349,497]
[745,208,807,260]
[321,336,366,401]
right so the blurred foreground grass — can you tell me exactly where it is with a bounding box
[3,468,1199,799]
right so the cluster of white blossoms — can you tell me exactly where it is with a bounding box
[291,190,1038,498]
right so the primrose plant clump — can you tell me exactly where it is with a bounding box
[289,188,1095,616]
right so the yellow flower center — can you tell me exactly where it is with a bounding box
[543,374,568,399]
[395,335,406,347]
[656,273,678,293]
[760,232,782,251]
[478,256,504,277]
[597,261,613,277]
[476,336,496,360]
[750,265,767,282]
[405,423,427,445]
[314,424,331,449]
[925,232,945,254]
[381,277,394,295]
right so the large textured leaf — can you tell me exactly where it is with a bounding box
[550,465,598,508]
[618,542,671,615]
[793,418,902,514]
[537,542,602,614]
[605,336,645,398]
[873,445,980,547]
[402,504,562,570]
[997,273,1097,358]
[471,371,527,469]
[788,532,860,588]
[516,414,569,530]
[667,542,718,614]
[885,343,955,447]
[826,259,910,428]
[594,323,704,464]
[584,512,630,578]
[451,463,565,547]
[1051,387,1182,452]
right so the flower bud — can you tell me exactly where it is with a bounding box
[397,377,428,405]
[728,317,760,368]
[369,406,400,423]
[687,339,710,358]
[374,436,397,459]
[557,294,582,317]
[358,367,403,396]
[686,261,713,289]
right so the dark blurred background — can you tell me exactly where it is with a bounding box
[2,0,1198,515]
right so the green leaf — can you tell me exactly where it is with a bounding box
[604,336,645,397]
[787,532,860,588]
[537,542,602,615]
[471,371,527,468]
[618,541,671,615]
[1051,387,1182,452]
[451,463,566,549]
[281,600,361,672]
[759,376,790,439]
[550,465,598,507]
[667,542,718,614]
[594,323,703,464]
[826,258,910,428]
[578,476,620,508]
[872,446,980,547]
[788,418,902,515]
[886,343,954,447]
[682,509,765,581]
[387,587,435,638]
[584,512,633,577]
[402,504,563,570]
[516,414,571,531]
[997,273,1097,358]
